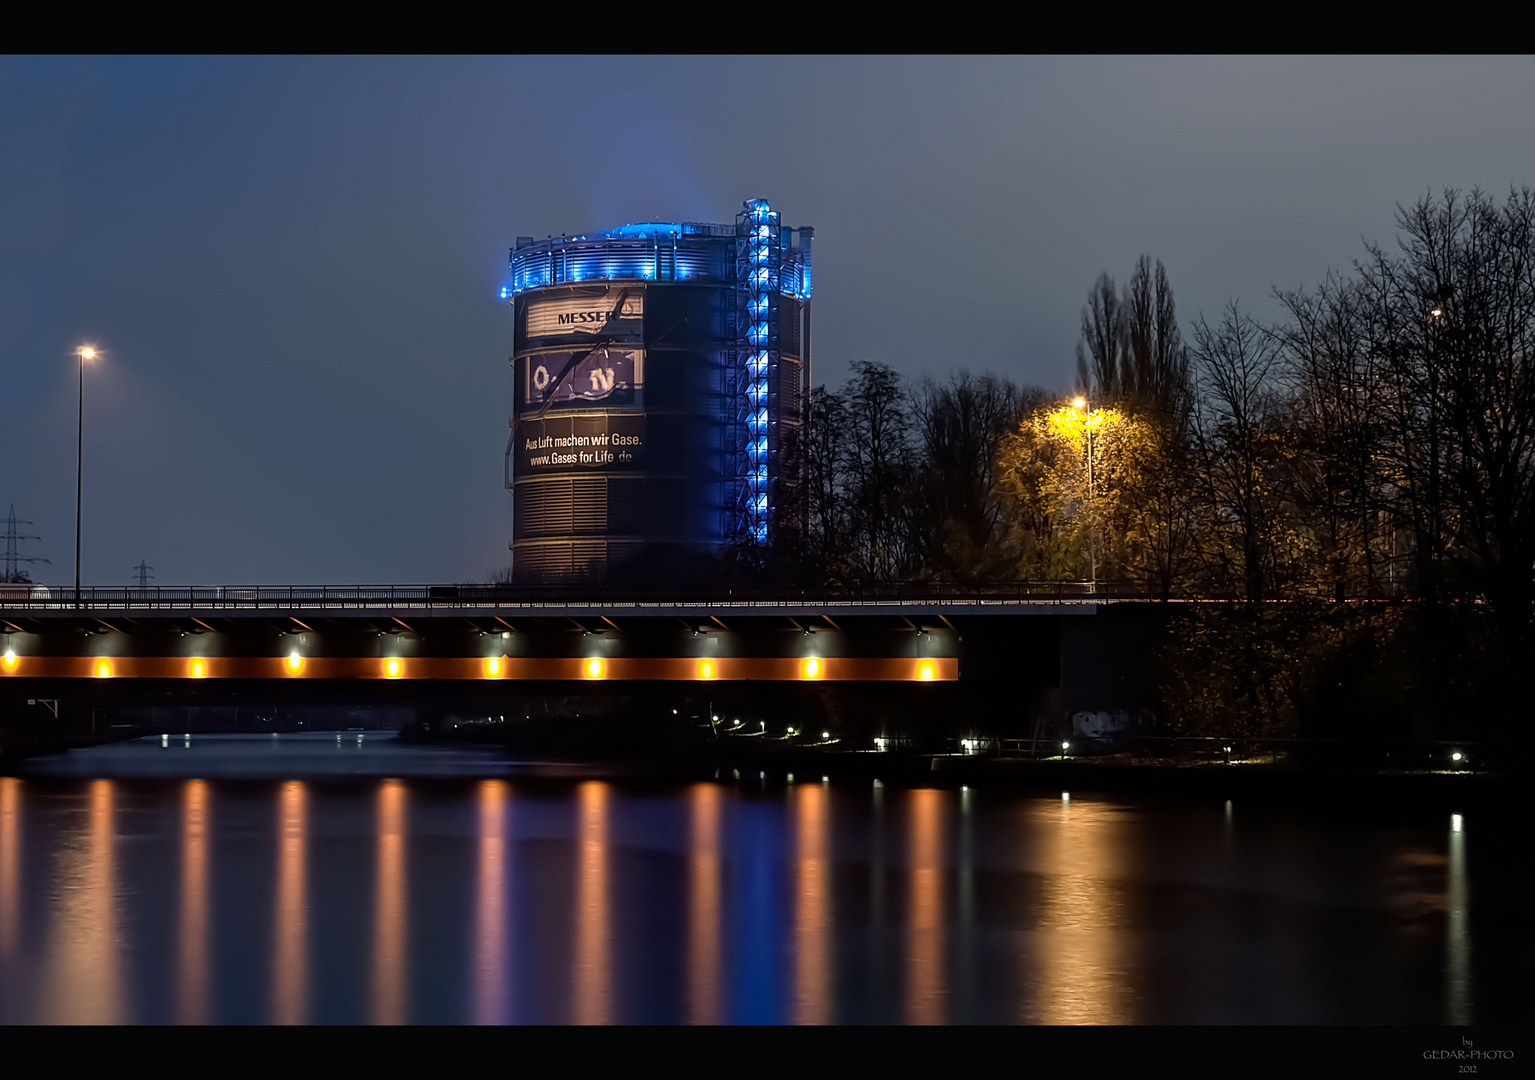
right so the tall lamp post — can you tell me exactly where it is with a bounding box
[1073,396,1096,593]
[75,345,96,608]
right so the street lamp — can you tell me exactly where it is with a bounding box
[1073,396,1096,592]
[75,345,96,608]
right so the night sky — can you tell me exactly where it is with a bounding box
[3,56,1532,585]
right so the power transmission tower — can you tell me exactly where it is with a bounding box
[2,504,50,583]
[132,560,155,588]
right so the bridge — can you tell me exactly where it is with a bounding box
[0,583,1162,746]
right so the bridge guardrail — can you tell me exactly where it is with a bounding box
[1,581,1424,613]
[0,580,1161,612]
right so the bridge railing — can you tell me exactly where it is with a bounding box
[0,580,1161,612]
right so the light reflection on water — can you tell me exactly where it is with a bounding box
[0,777,18,961]
[42,779,123,1024]
[1025,796,1129,1024]
[792,781,828,1025]
[572,781,610,1025]
[474,779,509,1025]
[373,778,407,1025]
[906,788,944,1024]
[688,783,721,1025]
[272,780,307,1025]
[178,779,209,1025]
[0,735,1519,1024]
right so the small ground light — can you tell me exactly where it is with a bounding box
[1452,813,1463,832]
[1451,751,1463,762]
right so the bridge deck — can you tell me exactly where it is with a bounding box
[0,587,1107,685]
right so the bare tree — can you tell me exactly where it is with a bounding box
[1275,271,1384,600]
[805,385,849,581]
[1077,272,1125,402]
[1188,302,1287,601]
[907,371,1025,578]
[842,362,914,582]
[1360,187,1535,634]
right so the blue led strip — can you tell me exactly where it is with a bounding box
[735,200,780,546]
[502,222,808,301]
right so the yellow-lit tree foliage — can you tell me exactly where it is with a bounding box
[999,402,1195,593]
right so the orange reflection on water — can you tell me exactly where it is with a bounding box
[572,781,610,1025]
[474,780,509,1025]
[906,788,945,1025]
[687,783,721,1025]
[272,781,308,1025]
[1026,797,1130,1024]
[372,779,408,1025]
[177,780,210,1024]
[42,779,123,1024]
[0,777,18,961]
[793,782,831,1024]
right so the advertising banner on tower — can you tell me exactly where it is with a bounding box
[525,348,643,409]
[516,414,645,473]
[526,288,644,342]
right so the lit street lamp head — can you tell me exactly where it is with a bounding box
[78,346,96,360]
[1072,396,1086,410]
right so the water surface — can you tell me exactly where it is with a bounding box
[0,734,1524,1024]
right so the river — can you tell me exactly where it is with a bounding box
[0,733,1523,1024]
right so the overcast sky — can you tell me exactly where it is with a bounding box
[3,55,1532,585]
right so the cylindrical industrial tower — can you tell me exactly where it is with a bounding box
[503,201,812,584]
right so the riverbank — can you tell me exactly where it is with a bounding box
[391,723,1524,807]
[5,727,1521,811]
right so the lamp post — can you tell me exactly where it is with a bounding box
[75,345,95,608]
[1073,396,1097,592]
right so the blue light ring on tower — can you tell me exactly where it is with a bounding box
[506,232,734,299]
